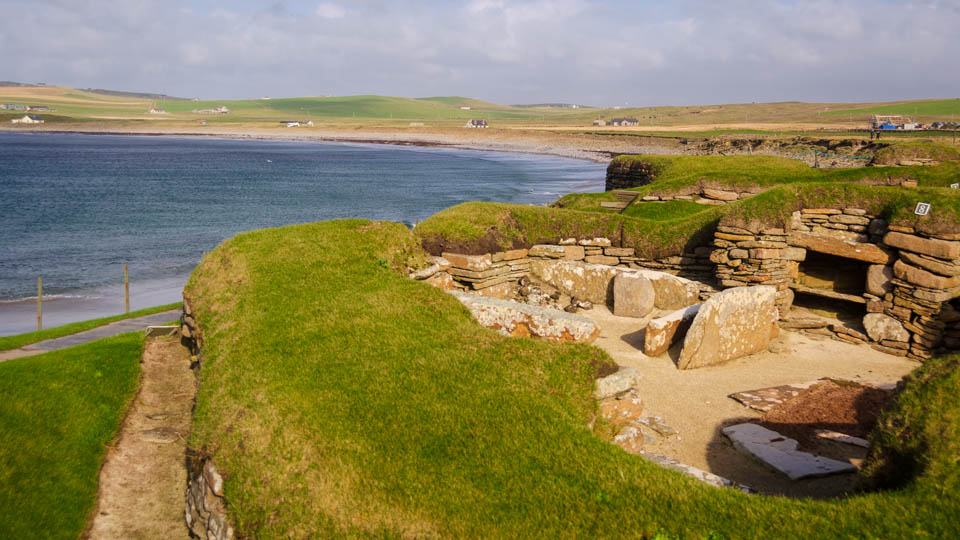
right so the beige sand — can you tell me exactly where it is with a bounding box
[586,305,919,498]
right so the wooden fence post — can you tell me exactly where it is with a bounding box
[37,277,42,331]
[124,264,130,314]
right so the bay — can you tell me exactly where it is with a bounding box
[0,132,603,335]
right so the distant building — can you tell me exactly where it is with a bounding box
[11,115,44,124]
[592,119,607,126]
[609,117,639,127]
[282,120,300,127]
[464,119,488,128]
[409,122,425,127]
[149,108,168,114]
[1,103,27,111]
[193,105,230,114]
[27,105,49,112]
[460,106,471,110]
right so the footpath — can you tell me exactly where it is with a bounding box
[0,309,181,363]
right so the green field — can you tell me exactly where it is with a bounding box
[0,332,143,539]
[824,98,960,119]
[183,217,960,538]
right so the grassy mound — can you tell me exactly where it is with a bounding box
[869,141,960,166]
[187,219,959,538]
[0,333,143,539]
[862,354,960,492]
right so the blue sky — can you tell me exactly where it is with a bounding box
[1,0,957,105]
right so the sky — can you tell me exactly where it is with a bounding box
[1,0,958,106]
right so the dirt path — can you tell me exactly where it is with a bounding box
[587,305,919,498]
[86,336,194,539]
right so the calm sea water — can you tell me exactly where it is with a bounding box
[0,132,603,335]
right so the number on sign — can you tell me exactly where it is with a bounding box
[915,202,931,216]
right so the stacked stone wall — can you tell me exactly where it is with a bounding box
[709,207,960,360]
[410,237,718,300]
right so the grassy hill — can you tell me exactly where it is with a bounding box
[4,84,960,132]
[183,213,960,538]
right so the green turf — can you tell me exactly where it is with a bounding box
[823,99,960,119]
[0,332,143,539]
[184,219,959,538]
[0,302,182,352]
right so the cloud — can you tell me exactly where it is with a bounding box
[0,0,956,105]
[315,2,346,19]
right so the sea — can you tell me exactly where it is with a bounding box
[0,132,605,336]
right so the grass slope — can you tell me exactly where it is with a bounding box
[187,219,959,538]
[0,302,181,351]
[0,333,143,539]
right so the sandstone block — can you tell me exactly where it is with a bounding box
[644,304,701,356]
[702,188,739,201]
[529,245,567,258]
[788,231,894,264]
[750,248,781,260]
[716,232,755,242]
[594,366,642,400]
[829,214,871,226]
[631,269,700,310]
[782,247,806,261]
[425,272,457,290]
[893,260,960,290]
[866,265,895,297]
[899,251,960,277]
[605,247,636,257]
[584,255,620,265]
[729,248,749,259]
[410,264,441,280]
[801,208,843,215]
[863,313,910,343]
[579,238,612,247]
[884,232,960,260]
[451,292,600,343]
[531,260,621,305]
[442,252,493,271]
[678,286,778,370]
[493,249,529,262]
[613,273,655,318]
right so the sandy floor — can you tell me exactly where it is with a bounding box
[87,336,194,539]
[586,305,919,498]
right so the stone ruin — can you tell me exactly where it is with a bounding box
[411,205,960,366]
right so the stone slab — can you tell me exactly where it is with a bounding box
[722,423,858,480]
[788,232,894,264]
[728,380,822,412]
[678,286,778,370]
[644,304,701,356]
[451,292,600,344]
[594,366,642,400]
[884,231,960,260]
[814,430,870,448]
[612,273,655,318]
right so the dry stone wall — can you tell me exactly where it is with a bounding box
[710,207,960,360]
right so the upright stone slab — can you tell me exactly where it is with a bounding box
[644,304,701,356]
[630,269,699,310]
[613,273,655,318]
[530,260,621,305]
[678,286,778,370]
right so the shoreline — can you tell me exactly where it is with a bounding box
[1,124,688,163]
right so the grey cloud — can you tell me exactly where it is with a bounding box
[0,0,956,104]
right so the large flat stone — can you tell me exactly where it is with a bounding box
[530,260,621,305]
[788,231,894,264]
[613,273,655,318]
[894,260,960,290]
[644,304,701,356]
[451,291,599,343]
[678,286,778,370]
[629,269,699,310]
[722,423,858,480]
[442,252,494,271]
[884,232,960,260]
[863,313,909,342]
[594,366,642,400]
[899,251,960,277]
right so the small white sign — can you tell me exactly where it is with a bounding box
[915,202,931,216]
[951,183,959,189]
